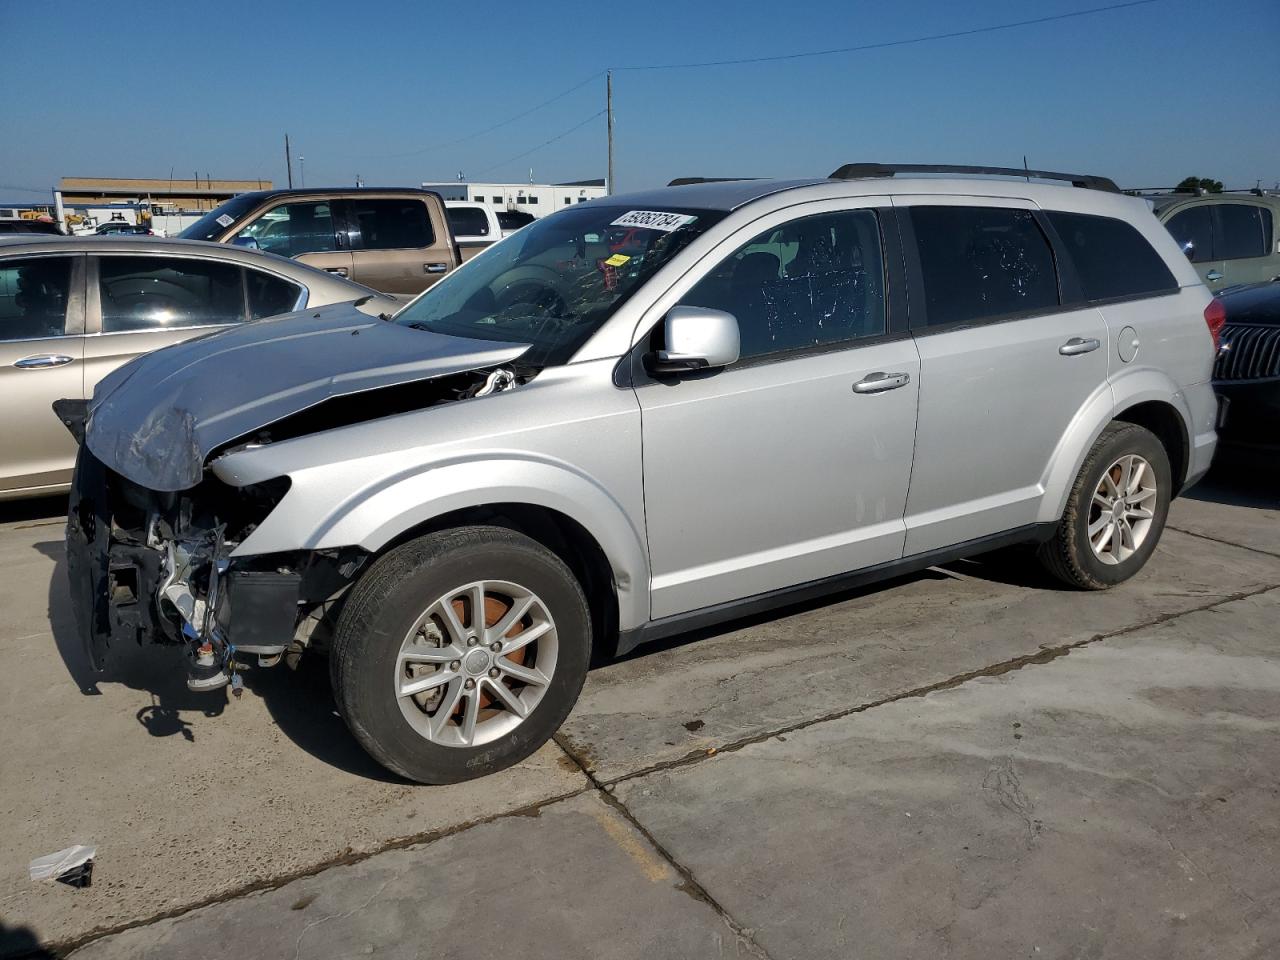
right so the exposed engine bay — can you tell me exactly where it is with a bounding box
[65,363,524,693]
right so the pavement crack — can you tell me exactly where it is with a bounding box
[602,582,1280,788]
[51,784,592,958]
[1167,525,1280,560]
[553,733,776,960]
[291,874,396,960]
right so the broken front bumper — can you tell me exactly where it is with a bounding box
[66,446,303,680]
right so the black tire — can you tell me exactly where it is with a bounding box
[1038,422,1172,589]
[330,525,591,784]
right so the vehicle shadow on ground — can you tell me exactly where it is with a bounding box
[1183,458,1280,510]
[37,537,402,783]
[0,921,55,960]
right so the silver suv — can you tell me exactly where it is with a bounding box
[65,163,1221,784]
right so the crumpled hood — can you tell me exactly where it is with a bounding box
[86,301,528,491]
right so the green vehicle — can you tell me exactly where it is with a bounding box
[1147,190,1280,291]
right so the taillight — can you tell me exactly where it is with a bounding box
[1204,298,1226,352]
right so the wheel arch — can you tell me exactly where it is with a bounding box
[381,502,622,660]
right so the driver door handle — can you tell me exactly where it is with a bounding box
[1059,337,1100,356]
[1205,270,1224,282]
[324,267,349,277]
[424,262,448,274]
[853,371,911,394]
[13,354,74,369]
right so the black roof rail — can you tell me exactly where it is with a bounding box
[828,163,1120,193]
[666,177,761,186]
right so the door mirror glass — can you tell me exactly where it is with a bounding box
[1179,239,1195,259]
[649,305,740,374]
[232,235,260,250]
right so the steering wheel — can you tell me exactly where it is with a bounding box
[494,278,567,319]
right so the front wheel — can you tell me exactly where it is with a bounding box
[1038,422,1172,589]
[330,526,591,784]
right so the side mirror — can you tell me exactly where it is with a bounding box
[1180,239,1195,259]
[232,235,260,250]
[648,306,741,375]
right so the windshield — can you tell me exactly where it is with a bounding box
[178,193,265,241]
[395,204,724,367]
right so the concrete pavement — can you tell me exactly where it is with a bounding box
[1,471,1277,958]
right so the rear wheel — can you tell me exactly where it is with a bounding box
[331,525,591,784]
[1038,423,1172,589]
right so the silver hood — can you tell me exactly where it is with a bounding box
[86,301,529,491]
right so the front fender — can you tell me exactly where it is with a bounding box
[232,453,651,631]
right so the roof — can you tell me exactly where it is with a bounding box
[607,172,1145,214]
[554,179,606,187]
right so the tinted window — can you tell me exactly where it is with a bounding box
[99,256,244,332]
[352,198,433,250]
[235,201,337,257]
[447,206,490,237]
[680,209,886,360]
[0,256,72,340]
[910,206,1058,327]
[178,192,265,241]
[246,270,303,319]
[1047,211,1178,302]
[1217,204,1272,261]
[1164,206,1213,262]
[497,211,535,231]
[492,196,502,204]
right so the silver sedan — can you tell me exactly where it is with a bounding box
[0,236,401,499]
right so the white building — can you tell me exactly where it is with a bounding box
[420,179,606,217]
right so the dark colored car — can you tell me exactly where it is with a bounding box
[1212,282,1280,456]
[95,222,154,236]
[0,219,64,236]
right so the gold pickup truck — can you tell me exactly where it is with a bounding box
[180,188,461,295]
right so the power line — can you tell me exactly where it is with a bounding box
[344,71,605,161]
[475,109,607,177]
[613,0,1158,70]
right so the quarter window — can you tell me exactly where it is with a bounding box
[1216,204,1272,261]
[235,201,337,258]
[0,256,72,341]
[246,270,303,319]
[99,256,244,332]
[351,198,434,250]
[1164,206,1213,263]
[909,206,1059,328]
[679,209,886,360]
[1047,211,1177,302]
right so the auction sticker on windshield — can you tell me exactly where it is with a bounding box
[216,214,236,228]
[611,210,697,232]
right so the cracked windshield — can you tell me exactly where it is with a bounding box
[396,204,724,365]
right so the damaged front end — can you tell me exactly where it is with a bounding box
[62,305,534,691]
[66,448,361,692]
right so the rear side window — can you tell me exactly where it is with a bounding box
[99,256,245,332]
[1216,204,1272,261]
[0,256,72,340]
[909,206,1059,328]
[447,206,490,237]
[352,198,434,250]
[1164,206,1213,263]
[1047,211,1177,302]
[246,269,303,319]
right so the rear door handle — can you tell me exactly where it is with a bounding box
[1205,270,1224,282]
[424,262,448,274]
[1059,337,1100,356]
[853,371,911,394]
[324,266,349,277]
[13,354,74,369]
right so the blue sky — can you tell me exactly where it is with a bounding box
[2,0,1277,199]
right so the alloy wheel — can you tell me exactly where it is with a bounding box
[1087,453,1158,565]
[394,579,557,748]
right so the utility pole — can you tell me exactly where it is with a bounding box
[285,134,293,189]
[299,156,306,188]
[606,70,614,195]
